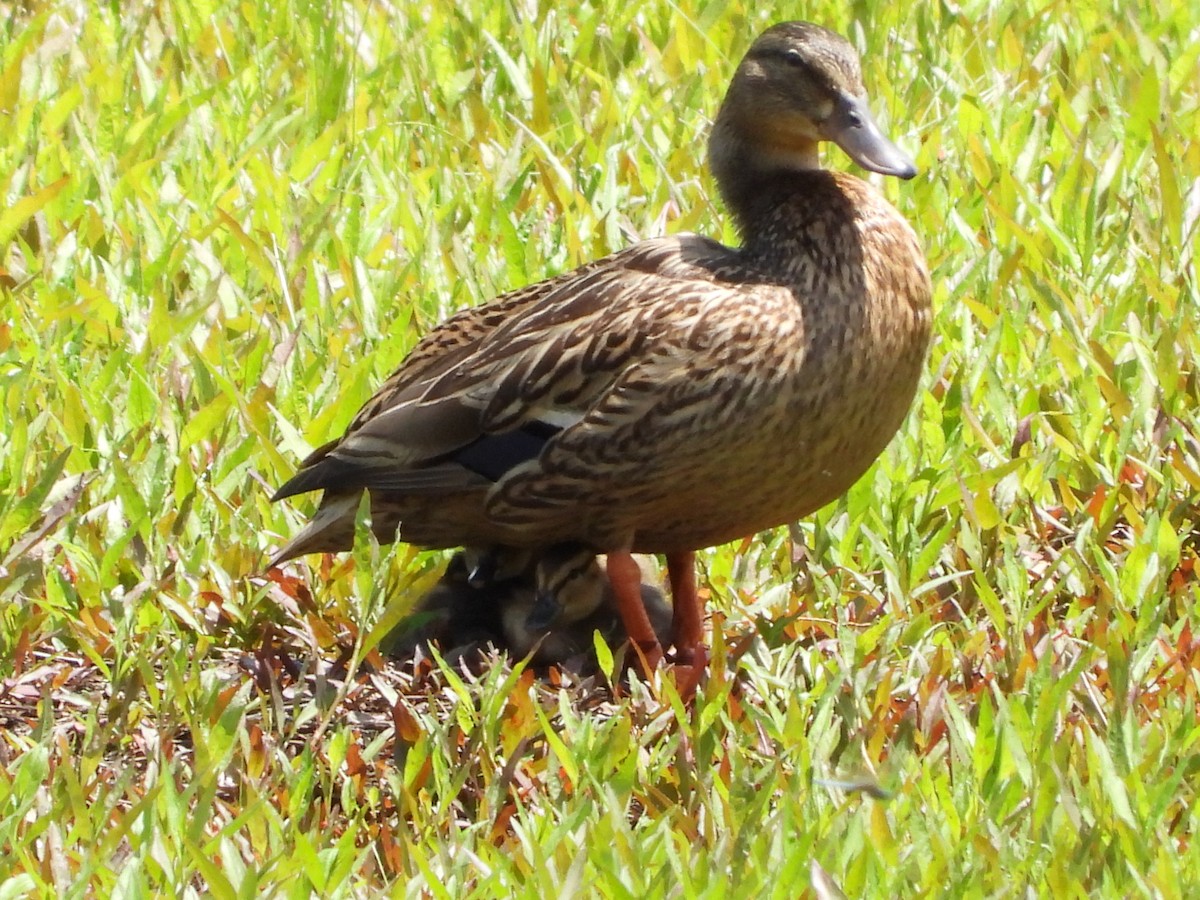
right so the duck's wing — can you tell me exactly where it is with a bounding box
[273,262,599,491]
[273,232,774,502]
[341,253,618,433]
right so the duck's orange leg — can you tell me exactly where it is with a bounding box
[666,552,704,661]
[666,551,709,697]
[606,550,664,671]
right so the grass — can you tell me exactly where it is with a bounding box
[2,0,1199,894]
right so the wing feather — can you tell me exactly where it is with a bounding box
[273,232,760,500]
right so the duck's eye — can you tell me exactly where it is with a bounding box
[783,48,806,68]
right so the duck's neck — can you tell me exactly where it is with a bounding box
[708,112,823,238]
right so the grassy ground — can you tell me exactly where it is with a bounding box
[2,0,1199,894]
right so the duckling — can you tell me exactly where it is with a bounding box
[501,544,672,667]
[386,544,668,669]
[272,23,930,681]
[448,544,533,589]
[380,548,513,661]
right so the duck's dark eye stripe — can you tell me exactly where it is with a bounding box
[758,46,814,75]
[546,561,591,593]
[556,563,591,587]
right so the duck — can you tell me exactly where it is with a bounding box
[271,21,932,683]
[500,544,672,667]
[384,545,669,669]
[379,548,507,661]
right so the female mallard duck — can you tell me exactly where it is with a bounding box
[272,22,931,679]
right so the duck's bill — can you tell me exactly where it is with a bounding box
[825,94,917,179]
[525,592,561,631]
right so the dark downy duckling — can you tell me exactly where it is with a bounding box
[380,548,507,661]
[381,546,538,659]
[501,544,672,667]
[387,545,670,671]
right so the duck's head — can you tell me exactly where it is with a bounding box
[447,546,533,588]
[710,22,916,204]
[524,544,606,631]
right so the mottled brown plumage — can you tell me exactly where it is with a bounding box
[271,22,931,674]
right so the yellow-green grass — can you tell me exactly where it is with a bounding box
[2,0,1199,894]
